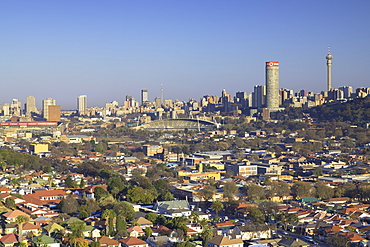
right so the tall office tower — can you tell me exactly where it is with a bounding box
[77,95,87,115]
[252,85,266,108]
[266,61,279,111]
[141,89,148,105]
[25,96,38,116]
[235,91,248,107]
[338,86,353,98]
[154,97,162,108]
[48,105,61,121]
[11,99,22,116]
[43,98,56,120]
[326,46,333,91]
[3,104,10,116]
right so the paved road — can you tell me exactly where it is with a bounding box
[277,230,329,247]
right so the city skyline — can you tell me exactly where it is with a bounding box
[1,1,370,109]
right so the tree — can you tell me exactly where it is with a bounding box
[200,225,213,246]
[115,215,127,238]
[85,199,101,214]
[90,242,101,247]
[189,212,199,224]
[162,192,174,201]
[291,182,315,199]
[61,195,79,214]
[154,179,170,200]
[79,179,85,188]
[326,234,348,247]
[79,211,88,220]
[68,221,86,247]
[276,212,298,230]
[65,175,77,188]
[210,200,224,217]
[107,176,125,198]
[126,187,156,204]
[258,201,278,220]
[76,240,89,247]
[245,184,265,201]
[359,183,370,201]
[101,209,116,237]
[112,201,136,221]
[223,181,238,201]
[144,227,152,237]
[5,197,16,209]
[15,215,29,242]
[145,212,158,223]
[247,207,265,224]
[315,181,334,199]
[94,187,110,201]
[198,185,216,203]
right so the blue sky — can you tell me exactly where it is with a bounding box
[1,0,369,109]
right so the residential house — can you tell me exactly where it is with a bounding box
[127,226,144,237]
[0,234,19,247]
[131,217,153,228]
[22,222,40,236]
[44,223,66,236]
[232,224,271,240]
[278,238,310,247]
[153,200,189,215]
[120,237,149,247]
[97,236,120,247]
[3,224,17,235]
[208,235,243,247]
[31,235,60,247]
[3,210,29,223]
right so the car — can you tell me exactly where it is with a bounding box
[304,236,313,240]
[282,231,288,235]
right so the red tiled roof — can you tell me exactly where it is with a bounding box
[215,221,235,227]
[3,210,29,219]
[0,234,18,244]
[120,237,147,246]
[0,186,12,192]
[339,231,366,242]
[97,236,119,246]
[23,222,39,230]
[32,189,67,197]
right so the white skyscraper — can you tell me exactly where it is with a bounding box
[77,95,87,115]
[43,98,56,120]
[141,89,148,105]
[25,96,38,116]
[266,61,280,111]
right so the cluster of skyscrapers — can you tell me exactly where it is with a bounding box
[0,49,369,121]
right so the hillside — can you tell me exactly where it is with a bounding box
[306,96,370,125]
[273,96,370,126]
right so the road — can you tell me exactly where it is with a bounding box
[277,229,329,247]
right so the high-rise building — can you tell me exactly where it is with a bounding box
[266,61,280,111]
[252,85,266,108]
[77,95,87,115]
[48,105,61,121]
[235,91,248,108]
[338,86,352,98]
[25,96,38,116]
[326,46,333,91]
[43,98,56,120]
[11,99,22,116]
[141,89,148,105]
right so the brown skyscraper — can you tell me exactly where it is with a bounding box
[48,105,61,122]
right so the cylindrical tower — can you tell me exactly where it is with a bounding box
[266,61,279,111]
[326,48,333,91]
